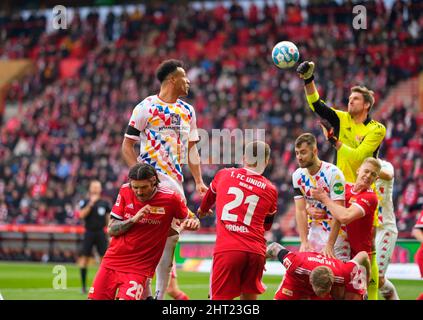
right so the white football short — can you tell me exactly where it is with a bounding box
[375,223,398,277]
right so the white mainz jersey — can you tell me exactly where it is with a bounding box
[375,160,396,227]
[125,95,199,182]
[292,161,346,228]
[292,161,350,260]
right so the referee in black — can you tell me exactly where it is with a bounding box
[78,180,110,294]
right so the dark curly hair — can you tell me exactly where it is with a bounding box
[156,59,184,83]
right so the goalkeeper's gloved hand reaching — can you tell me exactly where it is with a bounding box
[319,119,338,147]
[297,61,315,84]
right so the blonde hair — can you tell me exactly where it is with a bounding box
[351,86,375,112]
[362,157,381,172]
[310,266,334,296]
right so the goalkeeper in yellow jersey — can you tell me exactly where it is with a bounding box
[296,61,386,300]
[296,61,386,183]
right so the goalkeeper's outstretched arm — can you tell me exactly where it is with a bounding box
[296,61,340,133]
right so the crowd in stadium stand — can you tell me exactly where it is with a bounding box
[0,0,423,256]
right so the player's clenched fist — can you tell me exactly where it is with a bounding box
[196,182,208,196]
[181,218,200,231]
[297,61,315,81]
[196,208,213,219]
[131,205,151,223]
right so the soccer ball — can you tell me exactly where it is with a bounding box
[271,41,300,69]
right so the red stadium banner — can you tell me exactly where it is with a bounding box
[0,224,84,234]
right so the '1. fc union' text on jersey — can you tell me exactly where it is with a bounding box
[203,167,278,257]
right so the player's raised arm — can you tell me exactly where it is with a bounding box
[297,61,340,129]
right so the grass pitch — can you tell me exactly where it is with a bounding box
[0,262,421,300]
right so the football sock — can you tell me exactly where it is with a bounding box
[368,255,379,300]
[380,279,399,300]
[143,278,153,299]
[155,234,179,300]
[80,268,87,292]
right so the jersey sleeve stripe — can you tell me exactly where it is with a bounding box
[110,212,123,220]
[210,184,216,194]
[351,203,366,217]
[124,133,140,141]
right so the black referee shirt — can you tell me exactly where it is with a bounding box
[79,199,111,232]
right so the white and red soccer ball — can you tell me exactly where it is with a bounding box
[271,41,300,69]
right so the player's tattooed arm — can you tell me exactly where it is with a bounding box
[108,205,151,236]
[108,219,135,236]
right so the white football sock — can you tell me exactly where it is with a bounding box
[155,234,179,300]
[380,279,399,300]
[141,277,152,299]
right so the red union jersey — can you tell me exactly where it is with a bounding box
[283,251,366,296]
[345,183,378,256]
[210,167,278,256]
[103,184,188,277]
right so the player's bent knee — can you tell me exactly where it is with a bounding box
[378,276,385,288]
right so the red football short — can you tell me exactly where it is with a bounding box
[88,264,148,300]
[415,244,423,278]
[210,250,266,300]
